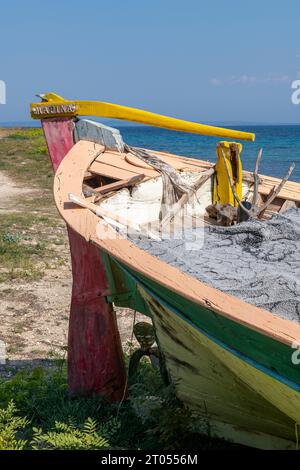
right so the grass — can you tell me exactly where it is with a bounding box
[0,212,65,282]
[0,128,67,281]
[0,221,44,281]
[0,361,235,450]
[0,128,52,191]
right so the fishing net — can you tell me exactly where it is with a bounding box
[132,208,300,323]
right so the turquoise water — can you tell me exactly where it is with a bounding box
[118,125,300,183]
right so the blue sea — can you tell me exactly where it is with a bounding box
[117,125,300,183]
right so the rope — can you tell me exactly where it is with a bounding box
[117,310,137,416]
[125,145,194,220]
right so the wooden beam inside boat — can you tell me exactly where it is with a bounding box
[93,174,146,194]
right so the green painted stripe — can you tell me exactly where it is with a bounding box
[142,280,300,393]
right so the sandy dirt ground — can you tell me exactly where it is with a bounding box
[0,172,34,212]
[0,170,145,365]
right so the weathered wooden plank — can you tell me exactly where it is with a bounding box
[124,151,187,171]
[67,228,126,398]
[258,184,300,202]
[94,152,159,177]
[74,119,124,151]
[94,174,146,194]
[257,175,300,189]
[90,160,143,180]
[42,118,75,171]
[279,199,298,213]
[150,150,214,169]
[69,193,141,231]
[242,170,300,202]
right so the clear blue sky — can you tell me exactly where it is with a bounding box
[1,0,300,123]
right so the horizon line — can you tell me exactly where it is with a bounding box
[1,119,300,128]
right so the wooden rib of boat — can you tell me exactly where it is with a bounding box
[32,94,300,449]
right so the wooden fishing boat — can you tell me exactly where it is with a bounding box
[31,94,300,450]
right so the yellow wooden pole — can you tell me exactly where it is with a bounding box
[31,93,255,142]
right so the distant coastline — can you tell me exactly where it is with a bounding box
[1,120,300,128]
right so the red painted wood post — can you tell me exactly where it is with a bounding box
[42,117,127,400]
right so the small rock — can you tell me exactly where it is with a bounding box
[0,340,7,365]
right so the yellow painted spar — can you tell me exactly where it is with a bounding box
[31,93,255,142]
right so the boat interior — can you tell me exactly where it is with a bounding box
[79,119,300,237]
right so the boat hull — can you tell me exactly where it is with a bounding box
[51,138,300,449]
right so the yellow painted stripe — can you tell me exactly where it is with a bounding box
[206,326,300,424]
[31,93,255,142]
